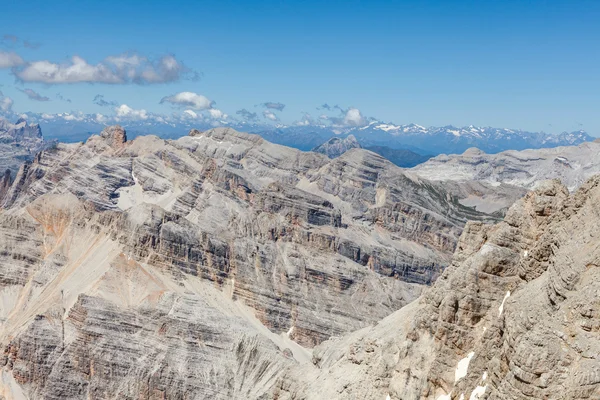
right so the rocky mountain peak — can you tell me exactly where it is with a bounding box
[462,147,485,156]
[99,125,127,149]
[312,134,361,158]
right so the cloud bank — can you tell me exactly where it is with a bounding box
[12,53,196,85]
[114,104,149,121]
[0,51,25,69]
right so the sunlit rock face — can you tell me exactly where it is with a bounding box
[0,126,501,398]
[273,178,600,399]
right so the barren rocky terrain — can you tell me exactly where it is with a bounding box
[273,177,600,399]
[413,140,600,192]
[0,125,597,399]
[0,125,509,399]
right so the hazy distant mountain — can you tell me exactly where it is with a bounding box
[413,139,600,191]
[8,112,594,156]
[0,117,52,179]
[346,122,593,155]
[312,134,431,168]
[312,134,361,158]
[363,145,431,168]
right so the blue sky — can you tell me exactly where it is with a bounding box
[0,0,599,133]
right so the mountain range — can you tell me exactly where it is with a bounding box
[8,112,594,157]
[312,134,431,168]
[412,140,600,192]
[0,118,54,179]
[0,123,598,399]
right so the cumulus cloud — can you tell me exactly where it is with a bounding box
[13,53,196,85]
[18,88,49,101]
[95,113,108,124]
[160,91,213,110]
[93,94,118,107]
[262,109,279,121]
[0,91,13,113]
[260,102,285,111]
[208,108,227,119]
[343,107,366,126]
[318,105,369,127]
[182,109,198,119]
[295,112,314,126]
[236,108,258,122]
[62,113,85,121]
[0,51,25,68]
[114,104,149,121]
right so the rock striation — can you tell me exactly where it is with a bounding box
[312,135,432,168]
[99,124,127,150]
[0,126,502,399]
[413,140,600,192]
[272,176,600,399]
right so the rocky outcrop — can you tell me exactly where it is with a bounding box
[0,126,506,399]
[0,117,51,180]
[312,134,361,158]
[311,135,431,168]
[0,124,598,399]
[98,124,127,150]
[272,177,600,399]
[413,140,600,192]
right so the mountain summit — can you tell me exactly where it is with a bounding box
[311,134,361,158]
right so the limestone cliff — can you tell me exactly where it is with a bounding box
[0,126,501,399]
[273,177,600,399]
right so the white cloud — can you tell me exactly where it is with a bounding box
[95,113,108,124]
[140,55,184,83]
[0,51,24,68]
[115,104,149,120]
[13,53,194,84]
[61,112,85,121]
[295,112,314,126]
[183,109,198,119]
[263,109,278,121]
[208,108,226,119]
[160,91,213,110]
[343,108,366,126]
[0,91,13,113]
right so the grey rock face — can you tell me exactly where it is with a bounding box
[0,117,50,180]
[312,134,361,158]
[0,126,501,399]
[413,140,600,192]
[99,124,127,150]
[273,177,600,399]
